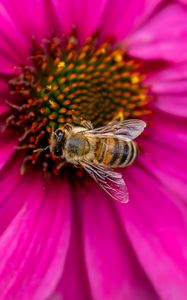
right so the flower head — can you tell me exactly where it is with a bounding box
[6,34,149,175]
[0,0,187,299]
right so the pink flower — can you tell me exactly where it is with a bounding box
[1,0,187,299]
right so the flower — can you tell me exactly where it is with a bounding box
[1,0,187,299]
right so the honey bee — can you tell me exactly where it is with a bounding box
[37,119,146,203]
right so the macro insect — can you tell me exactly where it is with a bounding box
[36,119,146,203]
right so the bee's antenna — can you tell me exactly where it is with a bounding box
[33,145,49,153]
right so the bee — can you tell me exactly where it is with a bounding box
[37,119,146,203]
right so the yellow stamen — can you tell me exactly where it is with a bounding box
[57,61,66,70]
[131,75,140,84]
[114,54,123,62]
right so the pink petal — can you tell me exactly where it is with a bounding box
[0,176,72,300]
[0,2,30,74]
[179,0,187,4]
[138,0,164,23]
[128,2,187,62]
[51,191,94,300]
[51,0,109,40]
[0,0,60,74]
[150,62,187,81]
[147,62,187,94]
[154,95,187,117]
[146,62,187,117]
[151,80,187,94]
[0,0,55,43]
[0,157,28,234]
[0,76,10,93]
[0,105,8,115]
[53,183,159,300]
[116,164,187,300]
[98,0,146,42]
[141,114,187,201]
[0,130,17,171]
[52,0,146,42]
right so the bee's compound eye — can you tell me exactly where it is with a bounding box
[55,129,65,142]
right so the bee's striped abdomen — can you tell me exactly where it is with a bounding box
[119,141,138,167]
[95,138,138,167]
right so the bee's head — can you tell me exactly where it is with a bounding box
[49,128,66,156]
[34,126,70,156]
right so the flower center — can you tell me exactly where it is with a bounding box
[5,35,150,175]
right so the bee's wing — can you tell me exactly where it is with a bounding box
[81,160,129,203]
[84,119,146,141]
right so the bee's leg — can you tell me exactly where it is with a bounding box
[72,115,93,129]
[63,123,73,131]
[72,114,82,125]
[80,120,93,129]
[56,159,66,170]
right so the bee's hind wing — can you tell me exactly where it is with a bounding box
[81,160,129,203]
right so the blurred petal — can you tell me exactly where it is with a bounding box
[0,78,12,114]
[141,113,187,202]
[128,2,187,62]
[0,157,30,234]
[116,165,187,300]
[53,184,159,300]
[138,0,164,22]
[146,62,187,116]
[151,62,187,81]
[51,192,94,300]
[147,62,187,93]
[96,0,146,41]
[0,176,72,300]
[179,0,187,4]
[154,95,187,117]
[51,0,108,40]
[0,0,56,42]
[0,130,17,170]
[0,105,8,115]
[52,0,146,42]
[0,0,61,74]
[0,2,30,73]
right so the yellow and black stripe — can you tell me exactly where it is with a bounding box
[95,138,138,168]
[119,141,138,167]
